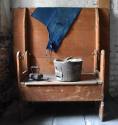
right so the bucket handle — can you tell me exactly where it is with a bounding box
[64,56,73,61]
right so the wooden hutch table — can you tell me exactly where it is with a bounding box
[13,0,109,121]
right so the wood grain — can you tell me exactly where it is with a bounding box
[20,84,103,102]
[99,0,110,9]
[99,8,109,95]
[27,8,96,74]
[13,8,26,53]
[13,1,109,121]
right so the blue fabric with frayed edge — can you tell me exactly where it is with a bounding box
[32,8,81,52]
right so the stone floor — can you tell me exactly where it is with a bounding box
[0,96,118,125]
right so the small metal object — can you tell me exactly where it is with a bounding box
[28,66,43,81]
[54,57,83,82]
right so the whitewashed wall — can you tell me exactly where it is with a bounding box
[11,0,98,8]
[0,0,11,34]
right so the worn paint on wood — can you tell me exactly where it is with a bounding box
[20,84,102,101]
[22,73,102,86]
[13,1,109,120]
[13,8,26,53]
[99,0,110,9]
[27,8,96,74]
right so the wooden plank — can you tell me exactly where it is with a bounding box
[95,8,100,51]
[99,50,105,82]
[16,51,21,84]
[23,79,102,86]
[53,115,85,125]
[85,114,102,125]
[28,9,96,74]
[22,73,102,86]
[19,84,102,101]
[13,8,26,53]
[14,48,29,77]
[13,8,28,72]
[94,8,100,72]
[24,116,53,125]
[23,73,103,85]
[99,8,109,95]
[99,0,110,9]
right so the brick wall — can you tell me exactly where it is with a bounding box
[0,0,19,116]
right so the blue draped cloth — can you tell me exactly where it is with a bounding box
[32,8,81,52]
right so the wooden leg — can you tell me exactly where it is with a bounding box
[99,101,104,121]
